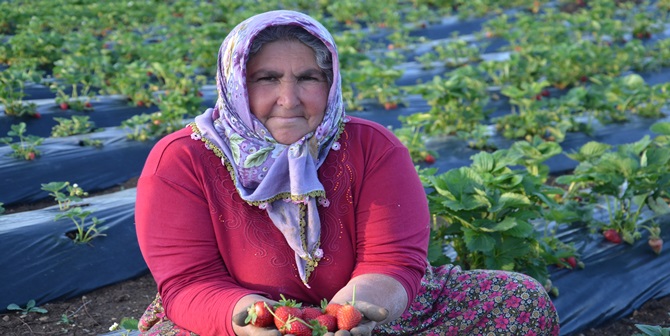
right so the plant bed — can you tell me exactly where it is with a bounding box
[0,127,159,206]
[0,188,147,313]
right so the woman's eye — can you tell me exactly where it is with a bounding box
[299,76,319,81]
[258,77,277,82]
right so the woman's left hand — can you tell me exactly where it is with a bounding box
[323,301,388,336]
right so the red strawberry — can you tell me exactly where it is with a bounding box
[580,76,588,83]
[85,102,92,108]
[273,295,303,330]
[541,89,550,97]
[383,102,397,110]
[561,256,577,269]
[535,94,542,101]
[324,303,342,317]
[301,306,322,321]
[603,229,622,244]
[244,301,274,328]
[136,100,145,107]
[649,237,663,255]
[280,317,311,336]
[33,112,41,119]
[336,285,362,331]
[25,152,36,160]
[59,102,69,110]
[313,314,337,332]
[424,154,436,164]
[336,304,362,331]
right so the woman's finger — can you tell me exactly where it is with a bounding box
[232,310,249,326]
[354,301,388,322]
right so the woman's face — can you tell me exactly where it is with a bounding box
[246,40,329,145]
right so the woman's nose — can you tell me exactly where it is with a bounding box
[276,81,300,109]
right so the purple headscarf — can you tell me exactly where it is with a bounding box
[190,10,346,286]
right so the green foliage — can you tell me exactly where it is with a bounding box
[421,143,569,285]
[634,321,670,336]
[7,300,48,315]
[0,122,43,160]
[0,65,41,117]
[41,181,88,211]
[51,116,96,137]
[55,206,107,244]
[555,129,670,244]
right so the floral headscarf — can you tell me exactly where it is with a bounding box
[191,10,346,286]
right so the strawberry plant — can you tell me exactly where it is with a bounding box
[0,65,42,117]
[392,125,436,163]
[121,112,185,141]
[404,66,490,136]
[41,182,88,211]
[555,129,670,246]
[494,80,573,141]
[55,206,107,244]
[51,116,97,137]
[0,122,43,160]
[420,147,569,285]
[6,300,48,315]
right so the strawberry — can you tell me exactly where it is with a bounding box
[535,94,542,101]
[136,100,145,107]
[580,76,588,83]
[313,314,337,332]
[273,295,303,330]
[280,317,311,336]
[383,102,397,110]
[560,256,577,269]
[85,102,92,108]
[59,102,69,110]
[541,89,550,97]
[244,301,274,328]
[33,112,41,119]
[649,237,663,255]
[424,154,436,164]
[603,229,622,244]
[325,302,342,317]
[336,304,362,331]
[301,306,322,321]
[25,152,36,160]
[336,285,362,331]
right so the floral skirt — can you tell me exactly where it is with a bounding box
[138,264,560,336]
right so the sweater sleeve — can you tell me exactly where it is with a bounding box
[135,131,263,336]
[350,123,430,308]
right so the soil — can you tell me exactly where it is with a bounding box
[1,177,669,335]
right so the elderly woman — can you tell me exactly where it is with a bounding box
[135,10,559,336]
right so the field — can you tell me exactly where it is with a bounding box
[1,1,670,335]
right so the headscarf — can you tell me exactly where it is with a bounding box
[191,10,346,286]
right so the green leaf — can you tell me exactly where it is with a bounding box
[31,307,48,314]
[647,197,670,215]
[573,141,611,161]
[471,151,495,172]
[475,217,518,232]
[497,192,531,209]
[243,146,272,168]
[6,303,21,310]
[650,121,670,136]
[463,228,496,252]
[120,317,140,330]
[505,220,535,238]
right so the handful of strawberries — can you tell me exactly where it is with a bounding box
[238,286,384,336]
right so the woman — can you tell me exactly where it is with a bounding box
[135,10,560,336]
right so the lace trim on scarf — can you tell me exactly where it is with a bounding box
[187,120,346,207]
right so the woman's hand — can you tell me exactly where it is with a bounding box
[233,300,387,336]
[332,300,388,336]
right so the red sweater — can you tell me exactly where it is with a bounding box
[135,117,430,335]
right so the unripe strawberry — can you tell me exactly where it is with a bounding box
[649,237,663,255]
